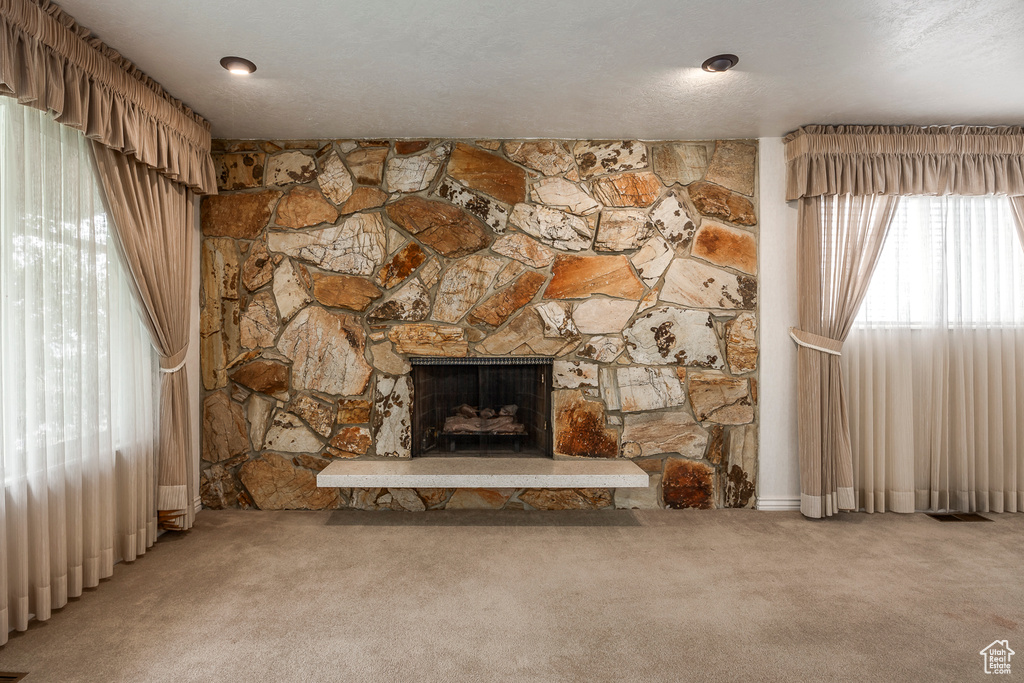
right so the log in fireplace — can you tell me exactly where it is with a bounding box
[410,357,553,457]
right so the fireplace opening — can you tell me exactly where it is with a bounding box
[410,357,553,458]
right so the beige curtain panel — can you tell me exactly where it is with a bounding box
[0,0,217,194]
[794,195,899,518]
[93,143,196,531]
[785,125,1024,200]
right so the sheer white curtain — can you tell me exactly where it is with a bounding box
[0,97,159,643]
[845,196,1024,513]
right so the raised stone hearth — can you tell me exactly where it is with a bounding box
[316,457,649,489]
[201,138,759,511]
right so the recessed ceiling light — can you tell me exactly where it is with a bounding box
[220,56,257,75]
[701,54,739,72]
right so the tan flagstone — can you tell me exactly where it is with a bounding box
[215,152,265,191]
[688,181,757,226]
[490,232,555,268]
[265,151,318,186]
[503,140,575,176]
[573,141,649,179]
[317,151,354,205]
[651,143,708,186]
[432,254,503,323]
[278,307,373,395]
[591,171,662,207]
[622,306,723,368]
[660,258,756,310]
[691,221,757,275]
[704,140,756,196]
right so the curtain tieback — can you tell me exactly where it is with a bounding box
[159,347,188,374]
[789,327,844,356]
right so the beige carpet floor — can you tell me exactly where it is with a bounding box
[0,509,1021,682]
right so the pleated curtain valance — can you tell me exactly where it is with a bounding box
[784,125,1024,200]
[0,0,217,194]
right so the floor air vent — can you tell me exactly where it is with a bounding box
[926,512,994,522]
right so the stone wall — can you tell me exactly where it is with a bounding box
[200,138,759,511]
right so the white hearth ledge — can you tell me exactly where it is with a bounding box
[317,457,649,489]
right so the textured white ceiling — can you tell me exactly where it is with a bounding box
[57,0,1024,140]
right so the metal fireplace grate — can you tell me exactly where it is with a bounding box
[410,358,553,457]
[410,356,554,366]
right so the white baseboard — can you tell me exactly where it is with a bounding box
[756,496,801,511]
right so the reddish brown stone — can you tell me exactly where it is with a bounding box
[290,395,334,437]
[366,279,431,322]
[215,152,265,190]
[238,453,342,510]
[503,140,575,176]
[242,240,276,291]
[553,390,619,458]
[396,140,430,155]
[519,488,613,510]
[692,222,757,274]
[200,459,246,509]
[326,449,361,460]
[689,372,754,424]
[376,243,427,289]
[228,360,290,396]
[634,458,665,474]
[385,197,492,258]
[466,271,547,328]
[446,142,527,205]
[339,187,389,215]
[275,186,339,229]
[202,190,282,238]
[662,458,715,510]
[292,454,332,472]
[446,488,514,509]
[687,181,757,226]
[543,254,645,300]
[591,172,662,207]
[311,273,382,312]
[346,147,389,185]
[337,399,372,424]
[330,427,371,455]
[725,464,756,508]
[388,324,468,356]
[725,312,757,375]
[705,425,726,466]
[416,488,452,508]
[202,391,249,463]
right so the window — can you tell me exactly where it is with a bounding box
[856,196,1024,328]
[846,195,1024,514]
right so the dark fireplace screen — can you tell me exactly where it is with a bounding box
[410,357,553,457]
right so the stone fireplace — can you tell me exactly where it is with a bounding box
[199,137,760,512]
[411,357,552,457]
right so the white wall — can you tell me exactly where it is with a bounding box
[189,202,202,514]
[756,137,801,509]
